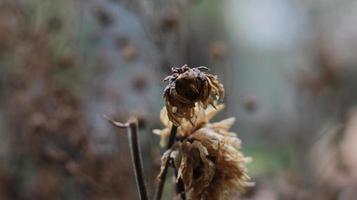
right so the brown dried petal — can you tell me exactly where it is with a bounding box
[190,141,215,194]
[157,150,171,180]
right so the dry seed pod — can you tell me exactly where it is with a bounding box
[163,65,224,126]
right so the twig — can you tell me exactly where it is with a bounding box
[105,116,149,200]
[154,125,178,200]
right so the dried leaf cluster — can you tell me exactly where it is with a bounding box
[156,105,252,200]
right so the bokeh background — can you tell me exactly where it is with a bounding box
[1,0,357,199]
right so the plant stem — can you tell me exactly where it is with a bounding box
[128,119,149,200]
[154,125,178,200]
[175,171,186,200]
[106,117,149,200]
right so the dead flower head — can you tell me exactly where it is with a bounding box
[155,104,253,200]
[163,65,224,126]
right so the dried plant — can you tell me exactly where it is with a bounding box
[154,65,251,200]
[107,65,251,200]
[157,105,252,200]
[163,65,224,126]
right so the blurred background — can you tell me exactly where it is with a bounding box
[1,0,357,199]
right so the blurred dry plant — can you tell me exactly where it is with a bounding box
[0,1,135,199]
[310,108,357,199]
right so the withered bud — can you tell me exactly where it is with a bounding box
[163,65,224,126]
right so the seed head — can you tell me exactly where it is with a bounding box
[163,65,224,126]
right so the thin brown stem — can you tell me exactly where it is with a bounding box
[154,125,178,200]
[106,116,149,200]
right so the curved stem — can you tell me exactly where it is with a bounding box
[106,117,149,200]
[128,120,149,200]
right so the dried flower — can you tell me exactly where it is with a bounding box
[155,104,253,200]
[153,103,224,147]
[163,65,224,126]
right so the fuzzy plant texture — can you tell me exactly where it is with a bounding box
[154,65,253,200]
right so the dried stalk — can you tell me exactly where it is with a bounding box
[155,125,179,200]
[106,116,149,200]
